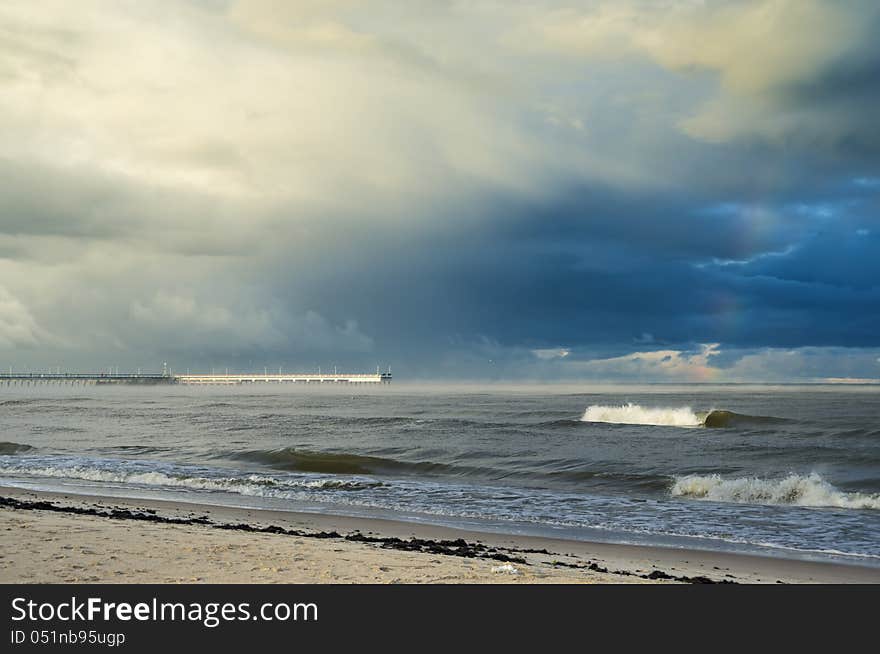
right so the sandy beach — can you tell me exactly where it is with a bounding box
[3,487,878,584]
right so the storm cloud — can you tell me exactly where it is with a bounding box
[1,0,878,381]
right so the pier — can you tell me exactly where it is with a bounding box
[0,372,169,386]
[0,370,391,386]
[175,372,391,385]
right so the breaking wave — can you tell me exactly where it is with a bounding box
[0,458,382,494]
[671,473,880,510]
[0,441,34,455]
[581,404,784,428]
[582,404,703,427]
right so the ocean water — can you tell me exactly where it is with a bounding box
[1,384,879,565]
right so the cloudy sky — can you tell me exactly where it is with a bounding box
[1,0,879,381]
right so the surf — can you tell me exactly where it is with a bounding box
[581,403,702,426]
[580,404,784,428]
[0,456,384,495]
[670,473,880,510]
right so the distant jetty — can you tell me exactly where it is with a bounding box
[0,369,391,386]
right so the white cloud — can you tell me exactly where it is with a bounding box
[519,0,877,146]
[570,343,721,381]
[0,286,51,348]
[532,347,570,360]
[554,345,880,383]
[722,347,880,382]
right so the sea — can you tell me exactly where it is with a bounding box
[1,383,879,566]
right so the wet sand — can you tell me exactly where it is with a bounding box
[2,487,878,584]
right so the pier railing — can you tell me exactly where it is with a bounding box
[0,372,392,385]
[174,373,391,385]
[0,372,170,385]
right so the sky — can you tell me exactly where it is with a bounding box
[1,0,879,382]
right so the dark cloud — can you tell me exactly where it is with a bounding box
[773,15,880,162]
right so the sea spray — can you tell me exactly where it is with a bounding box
[581,403,703,427]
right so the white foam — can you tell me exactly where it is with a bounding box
[671,473,880,510]
[0,462,374,496]
[581,403,703,427]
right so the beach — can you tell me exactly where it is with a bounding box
[3,487,878,584]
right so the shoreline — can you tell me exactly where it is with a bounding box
[3,486,879,584]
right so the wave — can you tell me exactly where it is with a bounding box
[0,459,382,494]
[537,418,585,428]
[700,410,788,428]
[255,414,419,426]
[581,404,784,428]
[582,404,703,427]
[230,448,678,492]
[29,425,87,434]
[94,445,177,457]
[0,442,34,455]
[671,473,880,510]
[232,448,458,476]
